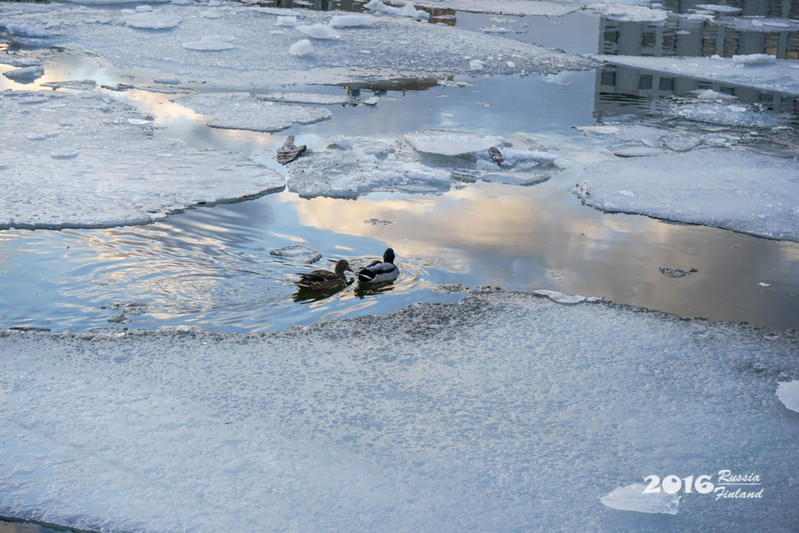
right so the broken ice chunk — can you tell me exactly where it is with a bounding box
[3,65,44,83]
[269,245,322,264]
[777,381,799,413]
[329,14,374,28]
[600,483,680,515]
[297,24,340,40]
[290,39,314,57]
[405,130,505,156]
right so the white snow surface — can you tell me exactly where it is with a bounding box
[574,148,799,242]
[0,90,284,229]
[0,1,595,88]
[1,289,797,531]
[174,92,332,132]
[596,54,799,96]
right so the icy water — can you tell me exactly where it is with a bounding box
[1,0,798,339]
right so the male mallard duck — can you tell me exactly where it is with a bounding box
[358,248,399,284]
[295,259,352,292]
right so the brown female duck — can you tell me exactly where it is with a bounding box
[295,259,353,292]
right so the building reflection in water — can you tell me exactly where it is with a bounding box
[596,0,799,116]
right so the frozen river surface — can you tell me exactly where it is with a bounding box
[1,0,798,531]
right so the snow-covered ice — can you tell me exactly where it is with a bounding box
[574,148,799,242]
[596,54,799,96]
[1,289,797,531]
[287,136,451,199]
[289,38,314,57]
[0,90,284,229]
[174,92,332,132]
[287,132,560,198]
[0,1,596,89]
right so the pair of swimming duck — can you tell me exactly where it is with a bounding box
[295,248,399,292]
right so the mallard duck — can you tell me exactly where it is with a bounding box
[358,248,399,284]
[295,259,352,292]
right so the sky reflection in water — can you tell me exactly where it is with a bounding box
[0,4,797,334]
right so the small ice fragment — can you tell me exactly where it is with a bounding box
[276,15,297,27]
[297,24,340,40]
[329,14,373,27]
[533,290,586,304]
[127,118,151,126]
[601,483,680,515]
[469,59,484,71]
[202,10,222,19]
[3,65,45,82]
[758,282,770,287]
[269,245,322,264]
[659,267,697,278]
[776,381,799,413]
[732,54,776,65]
[576,125,620,135]
[609,145,664,157]
[290,39,314,57]
[50,149,79,159]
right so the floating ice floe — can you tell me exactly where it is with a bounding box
[667,101,776,127]
[254,91,349,105]
[587,3,670,22]
[269,245,323,264]
[413,0,577,17]
[2,65,44,82]
[600,483,680,515]
[287,136,451,199]
[719,16,799,32]
[286,132,559,197]
[595,54,799,96]
[696,3,741,13]
[533,290,602,304]
[174,92,331,132]
[0,90,284,229]
[777,381,799,413]
[404,130,505,157]
[574,148,799,242]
